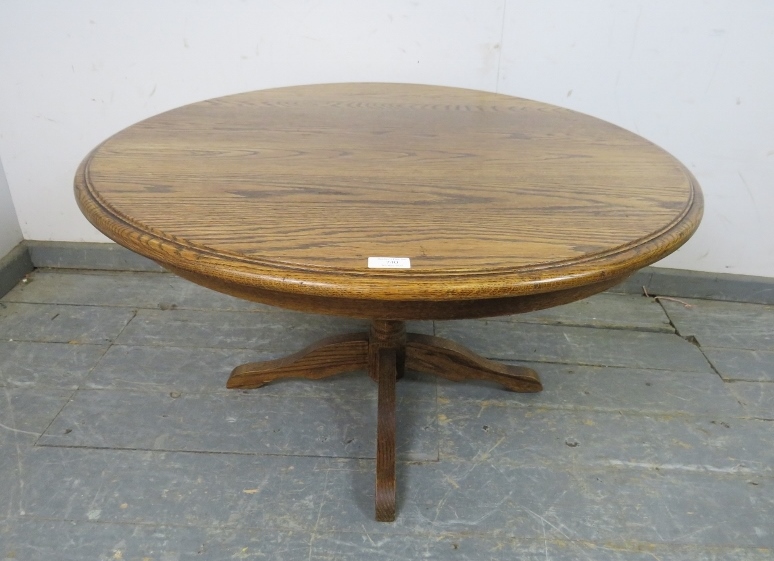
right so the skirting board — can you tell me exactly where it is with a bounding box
[0,243,34,298]
[2,241,774,305]
[24,241,165,273]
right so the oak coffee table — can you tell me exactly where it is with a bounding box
[75,83,703,521]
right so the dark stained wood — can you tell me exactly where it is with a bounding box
[375,347,397,522]
[162,262,629,320]
[406,333,542,392]
[226,321,543,393]
[226,332,368,389]
[368,320,406,382]
[74,83,704,522]
[224,318,543,520]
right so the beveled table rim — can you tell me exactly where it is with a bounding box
[75,151,702,302]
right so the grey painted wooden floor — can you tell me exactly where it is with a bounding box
[0,269,772,560]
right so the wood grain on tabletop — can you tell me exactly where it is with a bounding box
[75,83,703,307]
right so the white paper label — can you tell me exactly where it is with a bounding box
[367,257,411,269]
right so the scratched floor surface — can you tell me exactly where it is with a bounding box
[1,269,772,560]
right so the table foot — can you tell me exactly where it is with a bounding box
[375,347,397,522]
[406,333,542,392]
[226,332,368,389]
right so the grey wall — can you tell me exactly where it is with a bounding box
[0,157,23,258]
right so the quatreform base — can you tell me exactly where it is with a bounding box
[226,320,541,522]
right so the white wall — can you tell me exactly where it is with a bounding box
[0,0,771,276]
[0,157,23,258]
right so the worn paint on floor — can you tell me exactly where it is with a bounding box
[0,270,772,559]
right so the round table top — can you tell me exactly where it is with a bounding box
[75,83,702,315]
